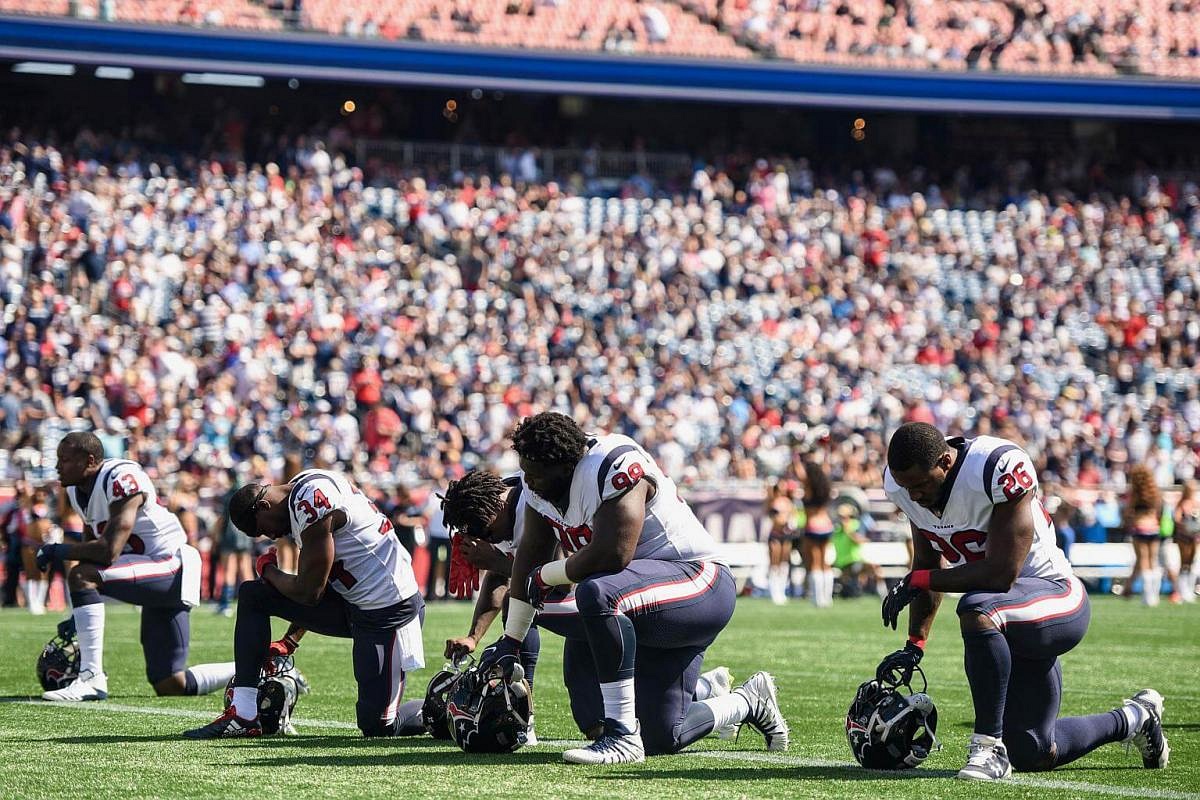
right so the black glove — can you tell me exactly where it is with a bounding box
[35,543,68,572]
[525,568,551,610]
[477,635,521,674]
[881,572,920,630]
[876,640,924,687]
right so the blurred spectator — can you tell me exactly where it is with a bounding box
[764,477,796,605]
[1123,465,1165,606]
[1173,480,1198,603]
[423,488,451,601]
[832,500,887,599]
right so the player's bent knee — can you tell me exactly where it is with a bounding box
[358,721,396,738]
[152,673,187,696]
[957,610,998,634]
[237,579,268,608]
[67,564,99,592]
[1005,731,1057,772]
[572,578,613,615]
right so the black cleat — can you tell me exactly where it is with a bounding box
[183,708,262,740]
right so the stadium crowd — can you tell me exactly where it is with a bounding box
[0,123,1199,599]
[7,0,1200,78]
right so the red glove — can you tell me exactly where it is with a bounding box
[256,547,278,578]
[267,635,300,659]
[448,535,480,599]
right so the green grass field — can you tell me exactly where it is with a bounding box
[0,596,1196,799]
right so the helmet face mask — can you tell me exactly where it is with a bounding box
[422,667,463,740]
[445,661,531,754]
[846,669,939,770]
[223,654,307,735]
[37,625,81,692]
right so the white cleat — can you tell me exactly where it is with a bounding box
[42,669,108,702]
[733,671,789,752]
[1124,689,1169,769]
[957,734,1012,780]
[562,719,646,765]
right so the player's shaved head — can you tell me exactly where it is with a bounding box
[59,431,105,463]
[441,470,508,539]
[887,422,950,472]
[511,412,589,467]
[228,483,266,536]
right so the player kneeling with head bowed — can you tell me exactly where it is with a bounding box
[39,432,235,702]
[476,413,788,765]
[439,469,739,746]
[878,423,1169,780]
[184,469,425,739]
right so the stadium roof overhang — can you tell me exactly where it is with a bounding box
[4,15,1200,120]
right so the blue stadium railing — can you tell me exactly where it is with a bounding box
[2,15,1200,119]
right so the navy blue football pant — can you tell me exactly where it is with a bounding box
[567,559,736,755]
[959,576,1130,771]
[234,579,424,737]
[74,556,191,684]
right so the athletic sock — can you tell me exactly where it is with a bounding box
[963,627,1010,737]
[185,662,237,696]
[29,579,47,613]
[599,679,637,730]
[822,569,835,607]
[219,584,234,608]
[70,591,105,676]
[1180,570,1196,602]
[1053,710,1129,766]
[230,686,259,720]
[1144,569,1162,606]
[694,674,716,702]
[702,692,750,729]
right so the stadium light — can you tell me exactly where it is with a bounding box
[12,62,75,76]
[180,72,265,88]
[95,66,134,80]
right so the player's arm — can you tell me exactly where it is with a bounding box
[906,523,945,641]
[64,494,143,566]
[262,515,337,606]
[562,480,649,579]
[490,505,559,651]
[922,492,1034,594]
[508,505,561,605]
[446,570,510,660]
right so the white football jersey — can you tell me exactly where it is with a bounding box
[521,434,719,563]
[67,459,187,558]
[884,436,1072,581]
[288,470,420,610]
[495,475,528,557]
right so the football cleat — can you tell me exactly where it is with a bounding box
[562,719,646,765]
[42,669,108,702]
[957,734,1012,781]
[183,708,263,739]
[733,671,789,752]
[1124,689,1169,769]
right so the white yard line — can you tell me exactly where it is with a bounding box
[4,700,1195,800]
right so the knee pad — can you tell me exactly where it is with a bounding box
[1005,730,1057,772]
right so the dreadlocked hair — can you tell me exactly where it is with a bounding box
[440,470,508,537]
[510,412,589,466]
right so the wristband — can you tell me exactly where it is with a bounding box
[907,635,926,650]
[503,598,536,641]
[910,569,932,591]
[538,558,571,586]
